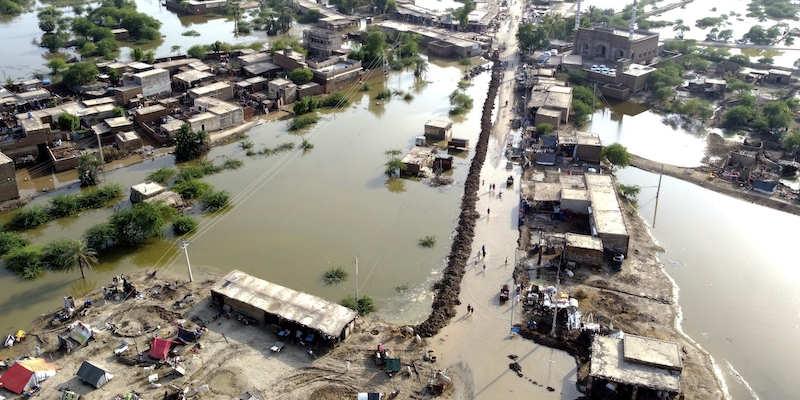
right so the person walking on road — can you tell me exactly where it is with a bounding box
[482,245,486,258]
[487,208,490,216]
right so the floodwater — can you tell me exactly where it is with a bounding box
[616,167,800,400]
[0,0,314,81]
[585,102,708,167]
[0,62,492,336]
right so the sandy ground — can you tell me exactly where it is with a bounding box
[0,272,454,400]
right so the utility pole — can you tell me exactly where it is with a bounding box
[353,256,359,301]
[178,240,194,282]
[96,132,106,179]
[551,261,561,338]
[653,164,664,228]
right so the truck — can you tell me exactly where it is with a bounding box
[500,284,510,302]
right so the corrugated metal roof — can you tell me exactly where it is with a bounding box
[211,270,358,338]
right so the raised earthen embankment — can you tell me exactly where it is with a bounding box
[629,154,800,217]
[415,62,502,337]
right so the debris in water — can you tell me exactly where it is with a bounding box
[508,354,518,360]
[546,387,555,392]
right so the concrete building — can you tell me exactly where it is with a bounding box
[189,97,243,132]
[165,0,227,15]
[565,233,603,268]
[188,112,219,133]
[0,152,19,202]
[267,78,297,106]
[303,28,342,59]
[528,85,572,124]
[188,81,234,101]
[115,131,142,151]
[238,52,272,66]
[534,108,561,128]
[235,77,267,94]
[153,58,202,75]
[573,25,659,64]
[585,174,629,255]
[766,69,792,85]
[575,131,602,164]
[133,69,171,98]
[210,269,358,343]
[130,181,167,203]
[173,70,214,90]
[242,62,283,79]
[588,335,683,398]
[424,120,453,141]
[132,104,169,124]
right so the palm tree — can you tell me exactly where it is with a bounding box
[413,56,428,77]
[62,240,98,279]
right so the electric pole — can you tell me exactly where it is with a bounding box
[353,256,359,301]
[653,164,664,228]
[178,240,194,282]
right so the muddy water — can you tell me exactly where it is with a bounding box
[0,62,490,335]
[0,0,314,80]
[585,103,707,167]
[616,167,800,400]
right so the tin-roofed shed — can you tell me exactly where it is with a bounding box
[211,270,358,342]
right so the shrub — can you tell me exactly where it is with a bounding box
[172,215,198,235]
[49,194,80,218]
[239,139,254,150]
[200,190,231,212]
[4,246,44,279]
[172,179,211,200]
[536,123,554,135]
[293,96,320,115]
[0,232,30,255]
[288,115,320,131]
[146,167,176,184]
[418,235,436,248]
[41,238,73,270]
[84,222,116,252]
[321,92,349,108]
[362,82,371,91]
[288,68,313,85]
[600,143,631,168]
[375,89,392,100]
[299,138,314,150]
[222,159,244,170]
[323,266,349,285]
[8,205,51,230]
[340,295,376,315]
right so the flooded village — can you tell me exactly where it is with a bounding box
[0,0,799,399]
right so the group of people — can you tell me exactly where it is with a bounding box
[466,304,474,315]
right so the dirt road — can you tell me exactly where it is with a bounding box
[629,154,800,216]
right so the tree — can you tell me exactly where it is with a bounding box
[200,190,231,212]
[459,57,473,71]
[783,130,800,154]
[516,22,549,52]
[62,62,99,87]
[724,105,757,127]
[413,56,428,77]
[174,124,210,163]
[170,45,181,54]
[77,153,103,186]
[293,96,319,115]
[305,8,322,21]
[172,215,198,235]
[672,24,690,39]
[47,58,67,77]
[452,0,475,29]
[332,0,360,14]
[760,101,792,132]
[600,143,631,168]
[0,232,30,255]
[57,113,79,132]
[41,32,69,53]
[187,44,208,59]
[288,68,313,85]
[39,17,56,33]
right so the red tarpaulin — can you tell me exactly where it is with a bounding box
[147,338,174,360]
[0,358,58,394]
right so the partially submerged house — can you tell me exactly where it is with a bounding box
[130,182,167,203]
[0,152,19,202]
[588,334,683,398]
[210,270,358,344]
[424,120,453,141]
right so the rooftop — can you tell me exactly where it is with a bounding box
[211,270,358,338]
[104,117,132,128]
[425,120,453,129]
[623,63,656,78]
[173,70,213,83]
[134,68,169,79]
[565,233,603,251]
[623,335,683,371]
[590,335,682,393]
[188,81,231,96]
[131,181,166,195]
[133,104,168,116]
[577,131,602,146]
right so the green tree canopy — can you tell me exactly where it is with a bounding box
[62,62,99,87]
[600,143,631,168]
[174,124,210,163]
[516,22,549,52]
[57,113,79,131]
[77,153,103,186]
[452,0,475,29]
[723,105,757,127]
[288,68,313,85]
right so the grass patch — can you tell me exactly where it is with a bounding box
[299,138,314,150]
[375,88,392,100]
[239,139,254,150]
[340,295,376,315]
[182,30,201,36]
[200,189,231,212]
[395,282,411,293]
[222,158,244,170]
[172,215,198,235]
[146,166,176,184]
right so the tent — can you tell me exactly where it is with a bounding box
[68,322,93,346]
[176,328,196,344]
[0,358,58,394]
[76,361,113,388]
[147,338,174,360]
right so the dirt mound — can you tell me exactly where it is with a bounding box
[108,305,183,337]
[208,367,251,396]
[308,385,357,400]
[415,63,503,337]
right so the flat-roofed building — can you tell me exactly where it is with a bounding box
[133,69,171,98]
[0,152,19,202]
[574,25,660,64]
[585,174,629,255]
[188,81,233,101]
